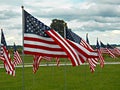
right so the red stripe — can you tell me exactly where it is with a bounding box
[3,46,14,71]
[24,44,63,52]
[24,36,56,44]
[13,51,22,66]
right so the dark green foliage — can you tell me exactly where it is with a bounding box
[50,19,68,37]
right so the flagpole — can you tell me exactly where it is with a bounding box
[21,6,25,90]
[64,23,66,39]
[63,22,67,90]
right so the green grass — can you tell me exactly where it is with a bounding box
[0,55,120,90]
[0,64,120,90]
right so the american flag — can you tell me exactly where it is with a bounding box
[1,29,15,76]
[23,9,82,66]
[23,10,66,58]
[33,55,42,73]
[85,33,98,72]
[66,30,98,58]
[55,57,60,66]
[96,39,104,68]
[33,55,60,73]
[13,43,22,66]
[100,41,116,58]
[107,43,120,56]
[66,29,98,68]
[86,33,90,45]
[33,55,53,73]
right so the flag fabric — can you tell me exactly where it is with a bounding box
[87,58,98,72]
[39,56,60,66]
[55,57,60,66]
[42,56,52,61]
[86,33,90,45]
[1,29,15,76]
[85,33,98,72]
[23,9,85,66]
[66,29,98,72]
[46,30,83,66]
[23,9,99,67]
[114,48,120,56]
[67,30,97,69]
[0,56,5,61]
[13,43,22,66]
[96,39,104,68]
[33,55,60,73]
[107,44,120,56]
[23,10,67,58]
[33,55,42,73]
[100,41,116,58]
[66,29,98,57]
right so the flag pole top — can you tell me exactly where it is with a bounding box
[21,6,24,9]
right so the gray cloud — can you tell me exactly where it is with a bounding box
[0,0,22,6]
[0,0,120,45]
[0,10,20,20]
[78,21,120,32]
[30,3,120,21]
[89,0,120,5]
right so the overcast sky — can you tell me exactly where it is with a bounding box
[0,0,120,45]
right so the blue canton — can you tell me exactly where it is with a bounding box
[66,29,81,44]
[1,30,7,48]
[107,44,114,49]
[24,10,51,37]
[96,40,100,49]
[100,41,106,48]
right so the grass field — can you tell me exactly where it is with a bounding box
[0,62,120,90]
[0,55,120,90]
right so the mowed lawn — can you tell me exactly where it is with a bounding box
[0,63,120,90]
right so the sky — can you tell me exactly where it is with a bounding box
[0,0,120,45]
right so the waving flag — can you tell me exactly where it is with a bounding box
[23,8,99,66]
[66,29,98,71]
[33,55,52,73]
[23,10,66,58]
[100,41,116,58]
[66,29,98,57]
[86,33,90,45]
[107,43,120,56]
[13,43,22,66]
[33,55,60,73]
[33,55,42,73]
[96,39,104,68]
[85,33,98,72]
[1,29,15,76]
[23,9,82,66]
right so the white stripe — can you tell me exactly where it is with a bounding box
[24,40,61,48]
[73,41,98,56]
[77,51,86,64]
[24,33,54,42]
[24,47,66,55]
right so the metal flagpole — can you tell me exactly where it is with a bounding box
[63,22,67,90]
[21,6,25,90]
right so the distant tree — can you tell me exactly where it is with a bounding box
[50,19,68,37]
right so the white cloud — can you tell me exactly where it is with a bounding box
[0,0,120,45]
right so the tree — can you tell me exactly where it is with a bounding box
[50,19,68,38]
